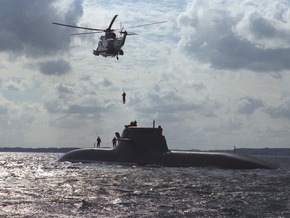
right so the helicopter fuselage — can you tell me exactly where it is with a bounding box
[93,32,127,59]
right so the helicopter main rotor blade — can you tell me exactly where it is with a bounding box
[107,15,118,31]
[120,31,138,35]
[52,22,105,32]
[70,31,103,36]
[127,32,138,35]
[126,21,167,29]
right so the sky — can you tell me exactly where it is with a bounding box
[1,0,290,150]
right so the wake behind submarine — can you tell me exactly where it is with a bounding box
[59,122,276,169]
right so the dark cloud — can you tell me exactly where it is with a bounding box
[178,0,290,72]
[38,59,71,75]
[0,0,83,57]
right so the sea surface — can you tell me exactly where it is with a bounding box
[0,152,289,217]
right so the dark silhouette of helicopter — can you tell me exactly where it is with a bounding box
[53,15,166,60]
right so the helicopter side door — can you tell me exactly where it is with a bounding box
[97,36,108,52]
[114,37,124,49]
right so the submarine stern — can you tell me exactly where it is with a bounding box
[163,151,277,169]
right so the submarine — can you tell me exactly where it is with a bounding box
[59,122,276,169]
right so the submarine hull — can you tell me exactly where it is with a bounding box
[59,148,276,169]
[59,124,276,169]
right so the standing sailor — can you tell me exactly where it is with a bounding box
[112,137,117,148]
[96,137,101,148]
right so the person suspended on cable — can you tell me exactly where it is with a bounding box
[122,91,126,104]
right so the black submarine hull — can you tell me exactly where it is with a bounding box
[59,124,276,169]
[59,148,275,169]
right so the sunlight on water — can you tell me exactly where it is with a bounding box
[0,152,289,217]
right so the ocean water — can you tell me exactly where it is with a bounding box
[0,153,289,217]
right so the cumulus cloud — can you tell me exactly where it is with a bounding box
[1,78,26,91]
[0,0,83,57]
[38,59,72,75]
[44,78,115,119]
[233,1,290,50]
[131,82,220,122]
[57,83,75,95]
[0,94,40,130]
[265,100,290,119]
[177,0,290,72]
[237,96,264,115]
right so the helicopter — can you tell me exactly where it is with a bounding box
[53,15,166,60]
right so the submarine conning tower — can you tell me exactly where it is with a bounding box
[115,124,169,154]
